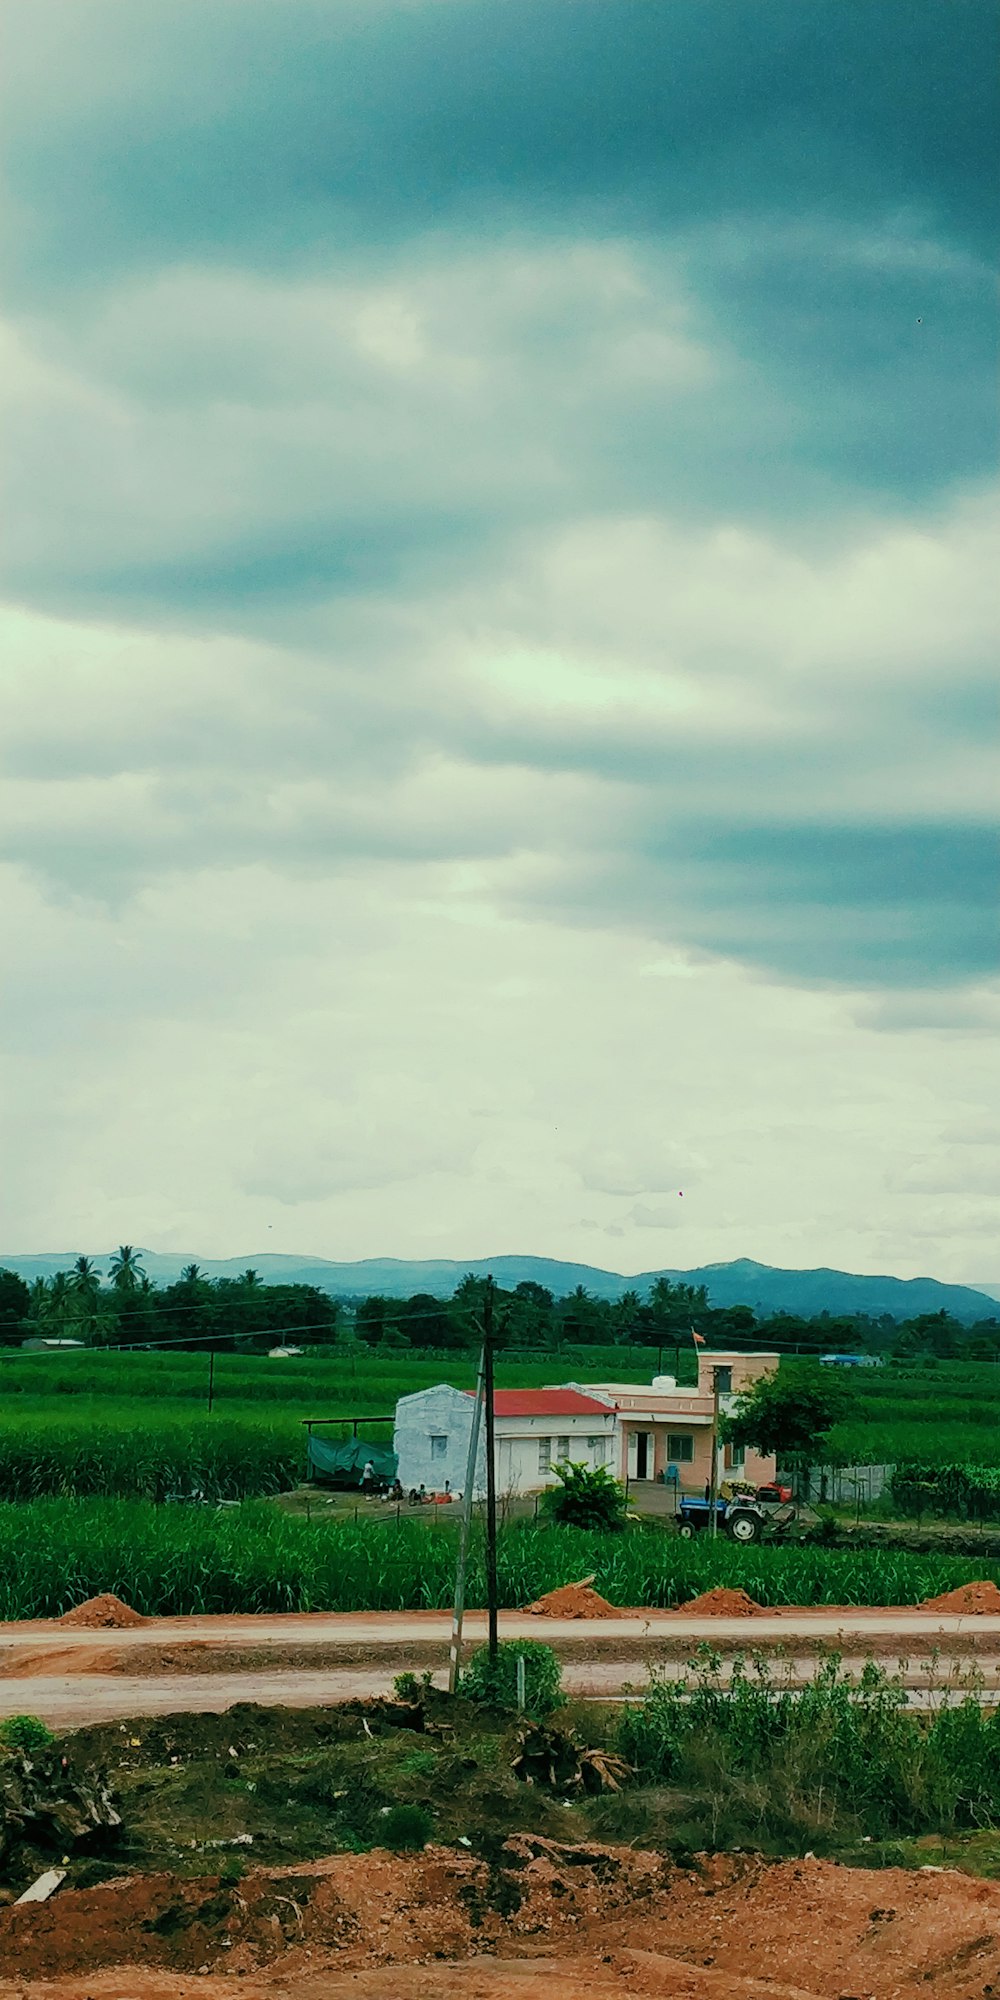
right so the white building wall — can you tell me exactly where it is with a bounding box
[393,1391,616,1498]
[495,1414,615,1495]
[393,1385,483,1495]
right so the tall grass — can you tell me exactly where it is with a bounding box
[619,1650,1000,1842]
[0,1503,994,1619]
[0,1404,304,1499]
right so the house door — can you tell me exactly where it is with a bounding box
[628,1431,654,1480]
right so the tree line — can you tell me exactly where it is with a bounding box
[0,1252,338,1348]
[354,1274,999,1360]
[1,1258,995,1359]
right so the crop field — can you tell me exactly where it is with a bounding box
[0,1347,993,1502]
[0,1498,997,1619]
[0,1343,691,1499]
[830,1361,1000,1470]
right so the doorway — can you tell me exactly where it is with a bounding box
[628,1430,654,1480]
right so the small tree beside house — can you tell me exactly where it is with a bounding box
[722,1366,853,1499]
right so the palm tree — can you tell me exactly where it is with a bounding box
[241,1269,261,1289]
[181,1264,205,1287]
[46,1271,72,1331]
[70,1254,103,1342]
[110,1246,145,1293]
[71,1255,102,1302]
[26,1277,49,1325]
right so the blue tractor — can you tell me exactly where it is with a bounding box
[676,1491,797,1543]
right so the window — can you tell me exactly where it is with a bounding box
[667,1433,694,1463]
[556,1436,571,1461]
[538,1438,551,1474]
[430,1435,447,1460]
[714,1366,733,1394]
[588,1436,606,1463]
[725,1440,745,1470]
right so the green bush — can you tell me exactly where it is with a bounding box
[380,1803,433,1850]
[891,1462,1000,1521]
[0,1714,55,1753]
[540,1461,628,1532]
[459,1640,563,1719]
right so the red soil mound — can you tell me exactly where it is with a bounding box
[678,1586,765,1617]
[921,1580,1000,1615]
[58,1593,146,1629]
[526,1582,621,1619]
[2,1841,1000,1997]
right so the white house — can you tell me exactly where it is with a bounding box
[393,1385,617,1498]
[393,1354,780,1500]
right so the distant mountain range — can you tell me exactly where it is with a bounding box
[1,1250,996,1324]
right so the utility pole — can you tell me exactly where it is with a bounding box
[708,1364,721,1537]
[482,1274,499,1662]
[449,1346,486,1693]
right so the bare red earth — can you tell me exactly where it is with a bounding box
[0,1844,998,1997]
[676,1587,765,1616]
[526,1583,623,1619]
[58,1594,146,1629]
[921,1580,1000,1615]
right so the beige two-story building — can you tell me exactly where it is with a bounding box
[567,1349,779,1494]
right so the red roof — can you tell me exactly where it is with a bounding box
[488,1389,613,1419]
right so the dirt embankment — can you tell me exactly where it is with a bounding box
[1,1841,999,1998]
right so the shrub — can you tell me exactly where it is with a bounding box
[0,1714,55,1753]
[380,1803,433,1850]
[619,1649,1000,1843]
[539,1461,628,1532]
[460,1640,563,1719]
[891,1462,1000,1521]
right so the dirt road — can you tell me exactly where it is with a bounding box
[5,1604,1000,1656]
[1,1607,998,1726]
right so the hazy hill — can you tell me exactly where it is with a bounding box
[1,1250,995,1324]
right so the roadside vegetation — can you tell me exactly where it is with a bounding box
[615,1646,1000,1855]
[9,1659,1000,1900]
[1,1500,998,1618]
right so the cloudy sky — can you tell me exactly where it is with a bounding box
[1,0,997,1281]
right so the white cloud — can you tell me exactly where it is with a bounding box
[0,188,994,1281]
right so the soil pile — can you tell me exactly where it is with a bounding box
[1,1843,1000,1997]
[526,1581,620,1619]
[58,1594,146,1630]
[678,1587,765,1617]
[921,1580,1000,1615]
[0,1836,665,1983]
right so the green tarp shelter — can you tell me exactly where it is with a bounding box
[307,1434,398,1487]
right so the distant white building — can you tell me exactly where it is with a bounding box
[21,1338,85,1351]
[393,1385,617,1498]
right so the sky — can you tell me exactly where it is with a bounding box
[0,0,997,1283]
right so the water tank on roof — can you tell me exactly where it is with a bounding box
[651,1374,677,1391]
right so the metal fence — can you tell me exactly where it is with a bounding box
[793,1463,894,1507]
